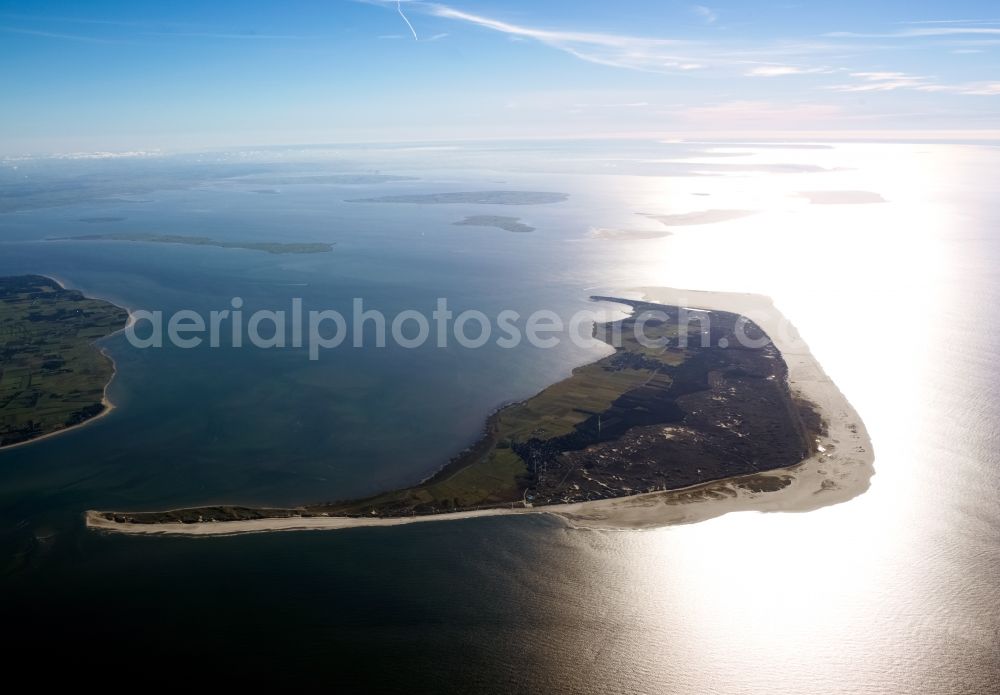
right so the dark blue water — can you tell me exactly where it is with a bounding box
[0,149,637,687]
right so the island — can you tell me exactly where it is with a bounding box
[236,174,418,186]
[454,215,535,233]
[0,275,129,449]
[78,216,127,224]
[591,228,671,240]
[87,289,874,535]
[639,209,756,227]
[52,233,334,255]
[347,191,568,205]
[798,191,886,204]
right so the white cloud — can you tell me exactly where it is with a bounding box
[396,0,419,40]
[0,26,121,43]
[572,101,649,108]
[852,71,924,81]
[828,26,1000,38]
[692,6,718,25]
[361,2,1000,103]
[901,19,1000,25]
[917,82,1000,95]
[828,71,930,92]
[829,71,1000,96]
[746,65,832,77]
[424,3,709,73]
[962,83,1000,95]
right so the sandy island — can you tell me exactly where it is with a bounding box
[590,228,672,241]
[798,191,886,205]
[86,287,874,536]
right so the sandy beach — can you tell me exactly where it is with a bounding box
[85,287,874,536]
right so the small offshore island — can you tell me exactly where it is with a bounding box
[0,276,128,448]
[54,233,334,255]
[87,289,876,536]
[454,215,535,233]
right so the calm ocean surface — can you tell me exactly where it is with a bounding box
[0,141,997,692]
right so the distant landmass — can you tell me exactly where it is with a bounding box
[591,228,671,240]
[78,216,127,223]
[0,275,128,449]
[347,191,569,205]
[798,191,886,204]
[454,215,535,233]
[236,174,418,186]
[53,233,334,255]
[639,209,757,226]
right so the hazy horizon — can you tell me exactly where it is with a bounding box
[3,0,1000,155]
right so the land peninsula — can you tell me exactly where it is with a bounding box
[0,275,128,449]
[54,233,333,255]
[88,289,874,535]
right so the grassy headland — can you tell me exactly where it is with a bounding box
[0,275,128,448]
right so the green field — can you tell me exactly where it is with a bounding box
[0,275,129,448]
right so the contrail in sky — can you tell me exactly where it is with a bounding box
[397,1,418,40]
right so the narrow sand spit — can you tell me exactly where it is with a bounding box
[85,287,874,536]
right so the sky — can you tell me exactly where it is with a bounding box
[2,0,999,154]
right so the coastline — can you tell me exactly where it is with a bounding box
[86,287,874,536]
[547,287,875,529]
[0,274,132,453]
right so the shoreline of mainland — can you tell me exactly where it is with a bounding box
[86,286,874,535]
[0,275,133,452]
